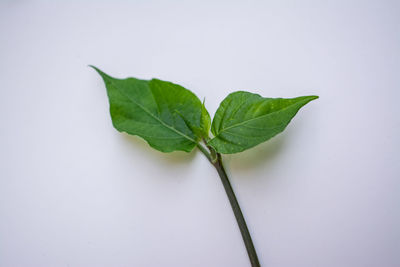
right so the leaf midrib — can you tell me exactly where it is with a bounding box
[107,78,197,144]
[215,98,310,136]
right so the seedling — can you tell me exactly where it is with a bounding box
[91,66,318,267]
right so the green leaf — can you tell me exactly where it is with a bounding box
[199,99,211,139]
[91,66,211,153]
[208,91,318,154]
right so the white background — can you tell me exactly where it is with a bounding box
[1,1,399,266]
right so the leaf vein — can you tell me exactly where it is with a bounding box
[107,78,197,144]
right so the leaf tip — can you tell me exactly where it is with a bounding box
[303,95,319,103]
[89,65,103,74]
[88,64,97,70]
[89,65,113,81]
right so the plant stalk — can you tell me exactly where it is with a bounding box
[200,144,260,267]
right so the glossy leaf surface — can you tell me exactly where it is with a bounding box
[208,91,318,154]
[92,66,210,153]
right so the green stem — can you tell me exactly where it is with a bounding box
[196,143,213,163]
[199,145,261,267]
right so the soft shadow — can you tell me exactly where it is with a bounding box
[226,134,287,172]
[120,133,196,165]
[118,130,286,171]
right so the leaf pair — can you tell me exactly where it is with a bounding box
[91,66,317,154]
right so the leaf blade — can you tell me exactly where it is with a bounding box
[209,91,318,154]
[91,66,210,153]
